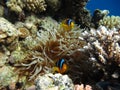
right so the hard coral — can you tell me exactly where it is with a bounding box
[45,0,61,11]
[0,5,4,17]
[99,16,120,29]
[74,84,92,90]
[0,17,20,44]
[6,0,47,13]
[82,26,120,65]
[6,0,24,13]
[0,66,18,89]
[35,73,74,90]
[66,26,120,87]
[91,9,109,29]
[25,0,47,13]
[81,26,120,83]
[56,0,91,29]
[66,50,103,84]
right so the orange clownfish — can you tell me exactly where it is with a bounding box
[53,59,68,74]
[61,19,75,31]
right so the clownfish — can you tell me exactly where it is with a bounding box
[61,19,75,31]
[53,59,68,74]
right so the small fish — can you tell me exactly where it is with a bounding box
[53,59,68,74]
[61,19,75,31]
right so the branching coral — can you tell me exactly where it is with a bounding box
[25,0,47,13]
[82,26,120,65]
[6,0,47,13]
[64,26,120,88]
[99,16,120,29]
[74,84,92,90]
[80,26,120,83]
[6,0,24,13]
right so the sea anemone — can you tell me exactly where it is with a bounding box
[14,17,85,85]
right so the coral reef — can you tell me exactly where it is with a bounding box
[82,26,120,65]
[35,73,74,90]
[0,5,4,17]
[80,26,120,85]
[6,0,24,13]
[0,66,18,89]
[74,84,92,90]
[70,0,91,28]
[25,0,47,13]
[6,0,47,13]
[6,0,92,29]
[45,0,61,11]
[54,0,91,29]
[91,9,109,28]
[0,17,20,44]
[66,50,102,84]
[0,51,8,67]
[0,0,120,89]
[99,15,120,29]
[14,17,85,82]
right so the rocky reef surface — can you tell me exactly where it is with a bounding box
[0,0,120,90]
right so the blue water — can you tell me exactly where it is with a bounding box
[86,0,120,16]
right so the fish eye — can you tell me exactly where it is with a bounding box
[66,19,73,26]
